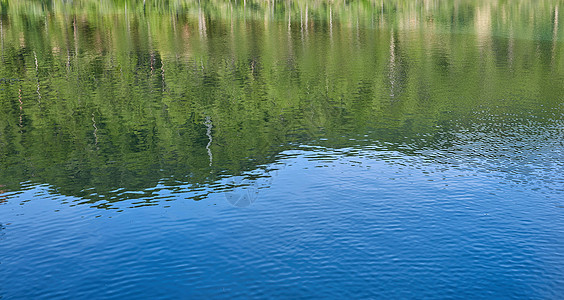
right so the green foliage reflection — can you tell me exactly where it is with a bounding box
[0,0,562,206]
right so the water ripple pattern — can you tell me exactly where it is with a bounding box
[0,0,563,299]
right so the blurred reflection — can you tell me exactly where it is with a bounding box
[204,116,213,167]
[223,167,277,208]
[552,5,559,64]
[224,176,259,208]
[387,30,407,100]
[0,0,561,208]
[0,185,7,204]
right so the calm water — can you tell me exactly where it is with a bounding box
[1,0,564,298]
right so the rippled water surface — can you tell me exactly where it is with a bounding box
[1,0,563,298]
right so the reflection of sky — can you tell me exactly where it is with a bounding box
[1,146,563,298]
[2,127,562,209]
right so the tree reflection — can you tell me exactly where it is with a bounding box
[0,0,561,208]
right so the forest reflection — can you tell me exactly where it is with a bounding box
[0,0,562,207]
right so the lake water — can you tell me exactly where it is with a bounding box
[1,0,563,298]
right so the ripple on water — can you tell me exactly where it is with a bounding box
[1,1,564,298]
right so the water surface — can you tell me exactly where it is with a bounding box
[0,0,563,298]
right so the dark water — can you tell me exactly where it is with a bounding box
[1,0,563,298]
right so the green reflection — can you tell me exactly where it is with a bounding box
[0,0,562,206]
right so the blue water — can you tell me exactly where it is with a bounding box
[2,140,563,298]
[1,1,564,298]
